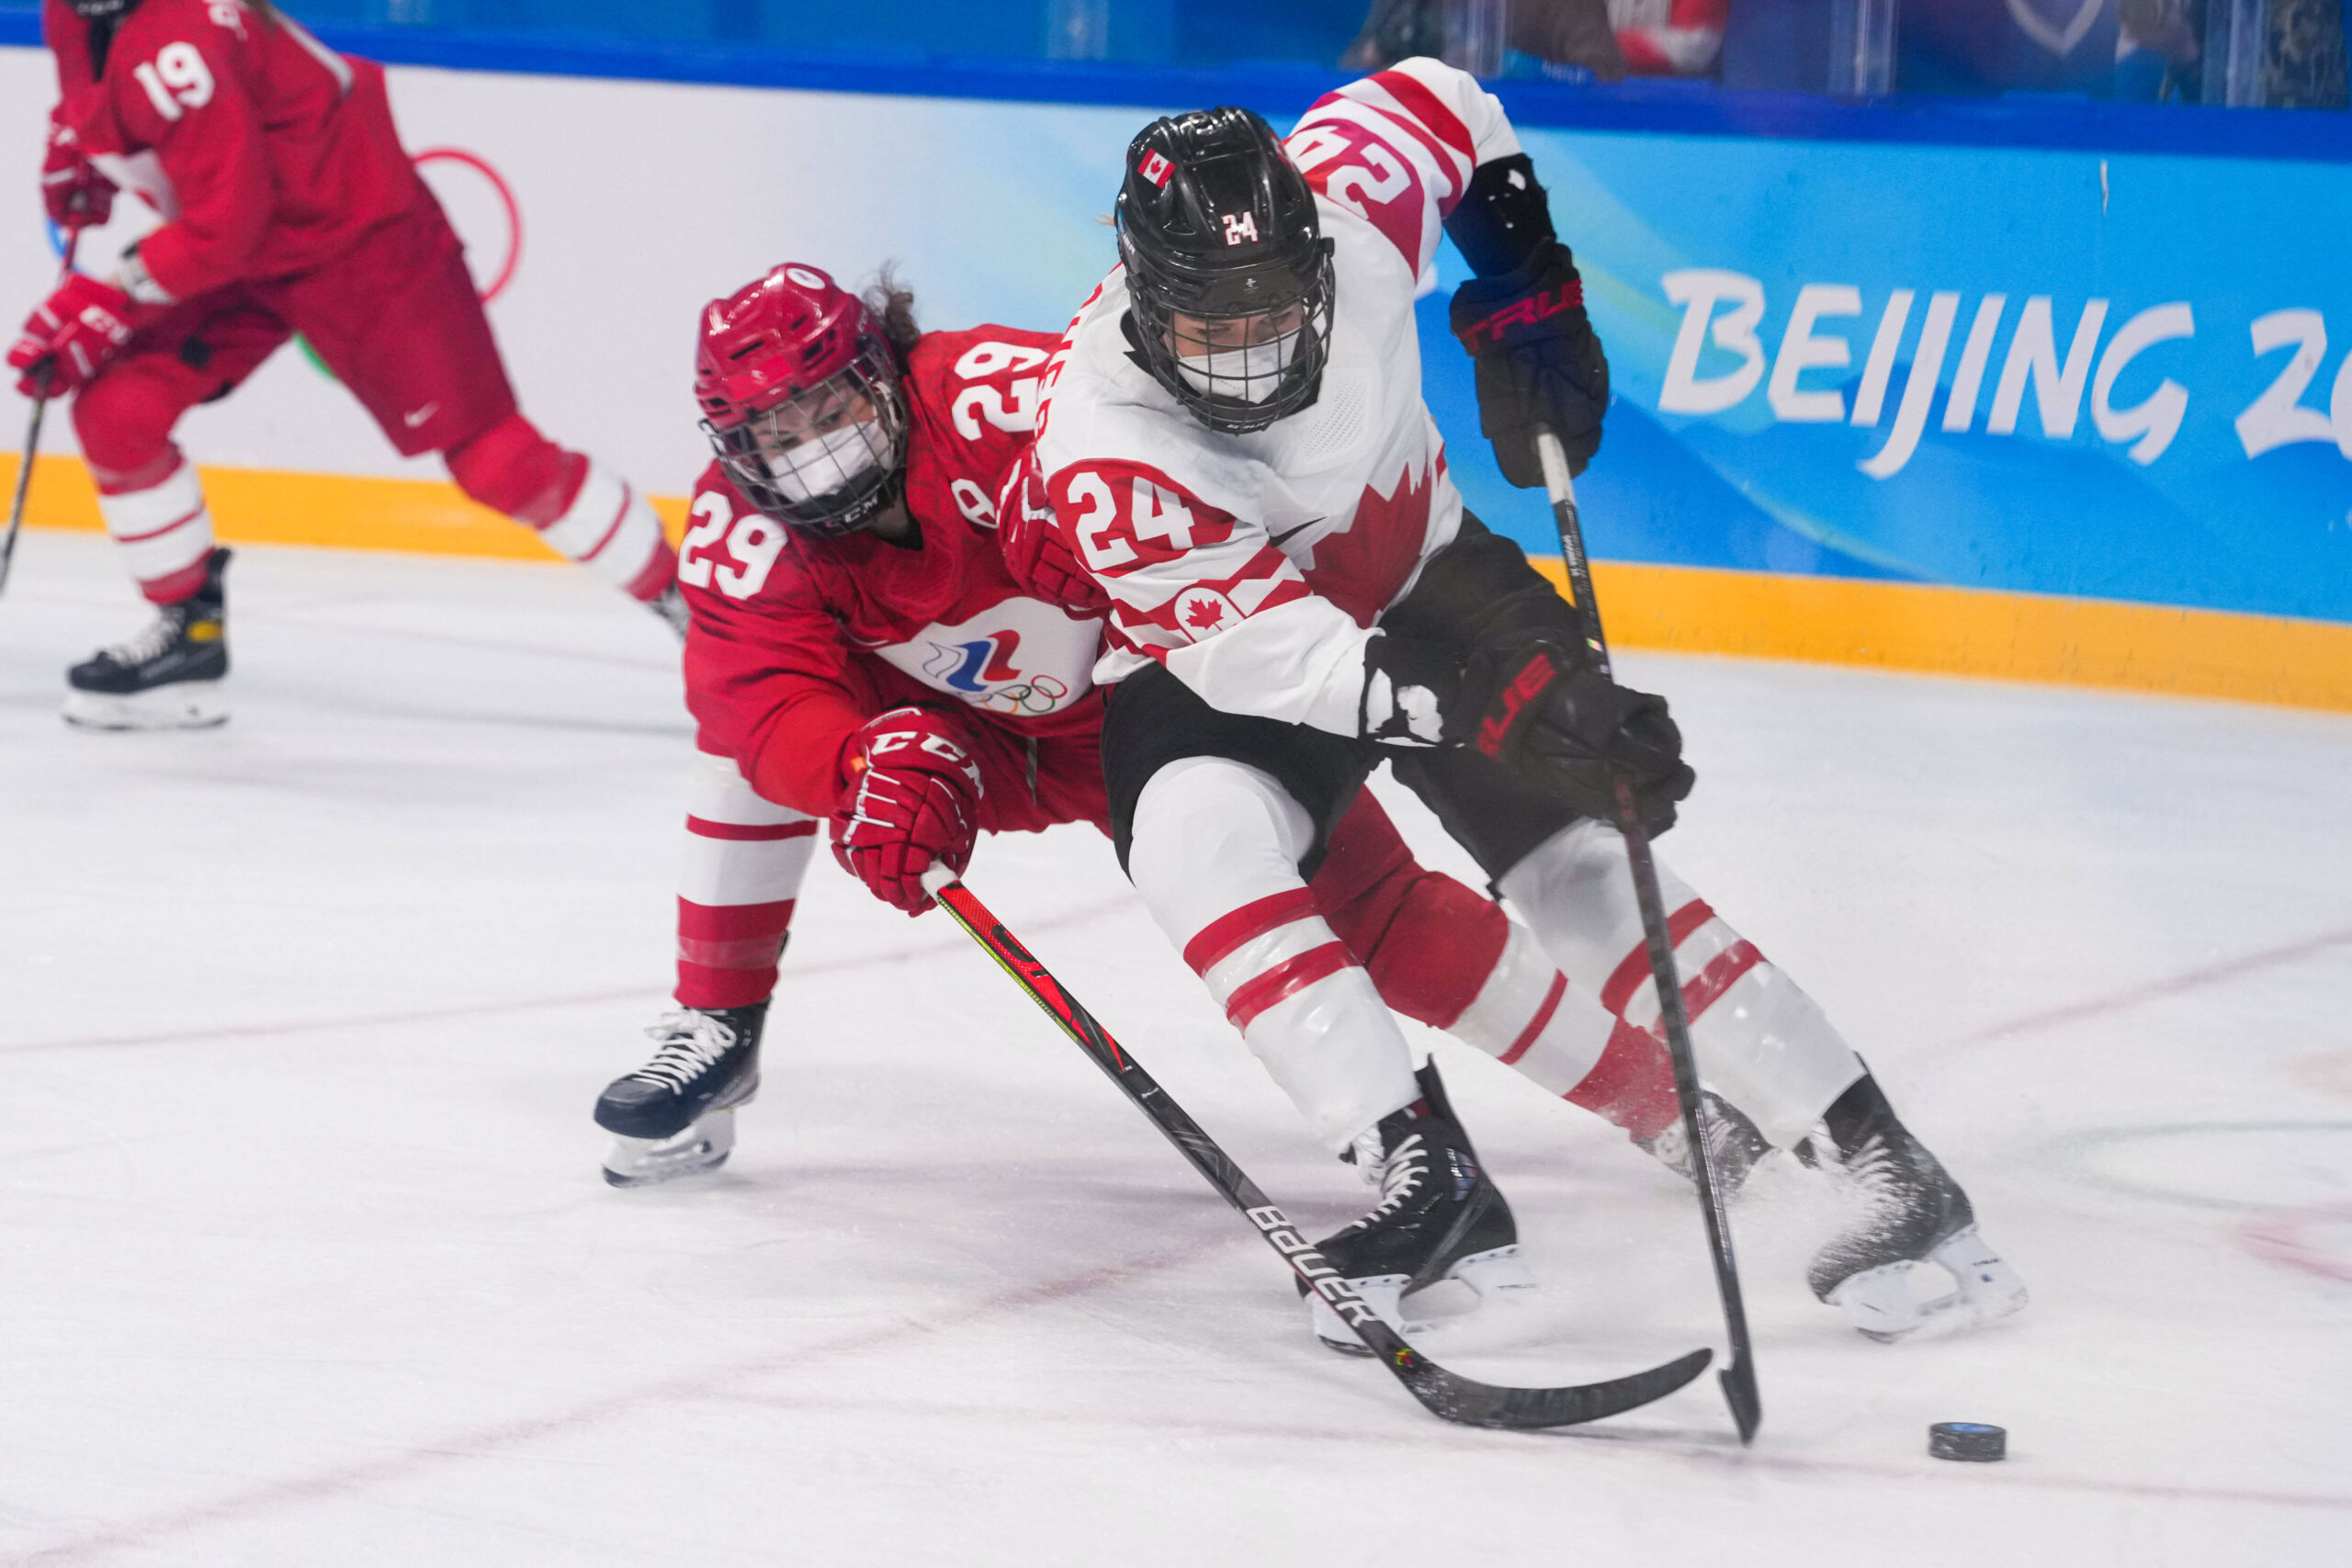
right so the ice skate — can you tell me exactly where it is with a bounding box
[1633,1089,1774,1197]
[1804,1071,2027,1342]
[595,1003,765,1187]
[1305,1062,1537,1355]
[62,547,231,731]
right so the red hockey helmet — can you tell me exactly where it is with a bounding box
[694,263,909,536]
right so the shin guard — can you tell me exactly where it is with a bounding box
[1130,758,1420,1152]
[1499,818,1866,1148]
[675,750,818,1010]
[94,453,214,604]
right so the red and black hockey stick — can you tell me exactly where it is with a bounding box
[919,864,1712,1431]
[1532,426,1762,1444]
[2,227,85,602]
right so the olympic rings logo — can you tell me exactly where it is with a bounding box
[410,146,524,305]
[976,675,1072,716]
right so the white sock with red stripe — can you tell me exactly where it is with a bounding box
[675,749,818,1010]
[1443,919,1683,1142]
[96,456,215,604]
[1129,757,1421,1153]
[1498,818,1865,1149]
[538,460,674,601]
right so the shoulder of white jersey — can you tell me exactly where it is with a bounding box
[1295,60,1518,182]
[1284,60,1519,284]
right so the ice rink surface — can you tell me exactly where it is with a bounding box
[2,533,2347,1567]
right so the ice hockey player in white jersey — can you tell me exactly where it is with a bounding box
[1001,59,2028,1344]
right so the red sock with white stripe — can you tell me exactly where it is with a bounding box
[447,414,677,602]
[1499,819,1866,1149]
[675,749,818,1010]
[1310,793,1679,1140]
[93,449,215,604]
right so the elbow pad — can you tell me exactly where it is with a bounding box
[1444,153,1558,278]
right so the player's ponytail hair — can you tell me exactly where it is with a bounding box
[862,267,922,366]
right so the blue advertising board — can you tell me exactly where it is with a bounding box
[1424,130,2352,627]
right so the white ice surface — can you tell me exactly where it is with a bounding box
[2,532,2348,1567]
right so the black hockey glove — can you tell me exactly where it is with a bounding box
[1454,637,1692,835]
[1449,242,1611,485]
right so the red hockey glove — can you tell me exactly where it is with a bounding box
[831,706,985,916]
[997,467,1109,616]
[40,117,115,230]
[8,274,136,398]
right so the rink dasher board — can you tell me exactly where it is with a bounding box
[3,43,2347,713]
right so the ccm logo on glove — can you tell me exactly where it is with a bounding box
[7,274,138,399]
[859,725,983,794]
[832,706,986,916]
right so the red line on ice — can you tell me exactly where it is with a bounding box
[1947,925,2352,1052]
[0,891,1140,1056]
[0,1233,1234,1567]
[684,1392,2352,1515]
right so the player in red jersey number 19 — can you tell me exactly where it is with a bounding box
[10,0,679,730]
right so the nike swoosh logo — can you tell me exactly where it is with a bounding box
[401,402,439,428]
[1269,519,1323,547]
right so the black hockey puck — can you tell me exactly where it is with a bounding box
[1929,1422,2006,1461]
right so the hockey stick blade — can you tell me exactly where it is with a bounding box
[1377,1329,1711,1431]
[922,866,1713,1431]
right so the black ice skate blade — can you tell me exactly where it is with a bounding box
[1356,1326,1714,1431]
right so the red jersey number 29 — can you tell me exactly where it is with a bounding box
[678,491,786,600]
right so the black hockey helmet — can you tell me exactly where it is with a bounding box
[1115,106,1335,434]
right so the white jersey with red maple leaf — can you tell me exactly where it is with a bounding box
[1019,58,1521,732]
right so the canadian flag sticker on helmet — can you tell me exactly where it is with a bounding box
[1138,151,1173,188]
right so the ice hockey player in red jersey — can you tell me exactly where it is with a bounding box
[8,0,678,730]
[1001,62,2028,1343]
[591,265,1703,1258]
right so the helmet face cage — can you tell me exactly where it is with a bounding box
[704,333,909,538]
[1122,237,1336,434]
[1114,107,1338,435]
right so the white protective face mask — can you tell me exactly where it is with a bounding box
[1176,330,1300,405]
[766,420,882,502]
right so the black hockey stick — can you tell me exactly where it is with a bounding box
[1532,426,1762,1444]
[920,865,1712,1431]
[2,228,84,601]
